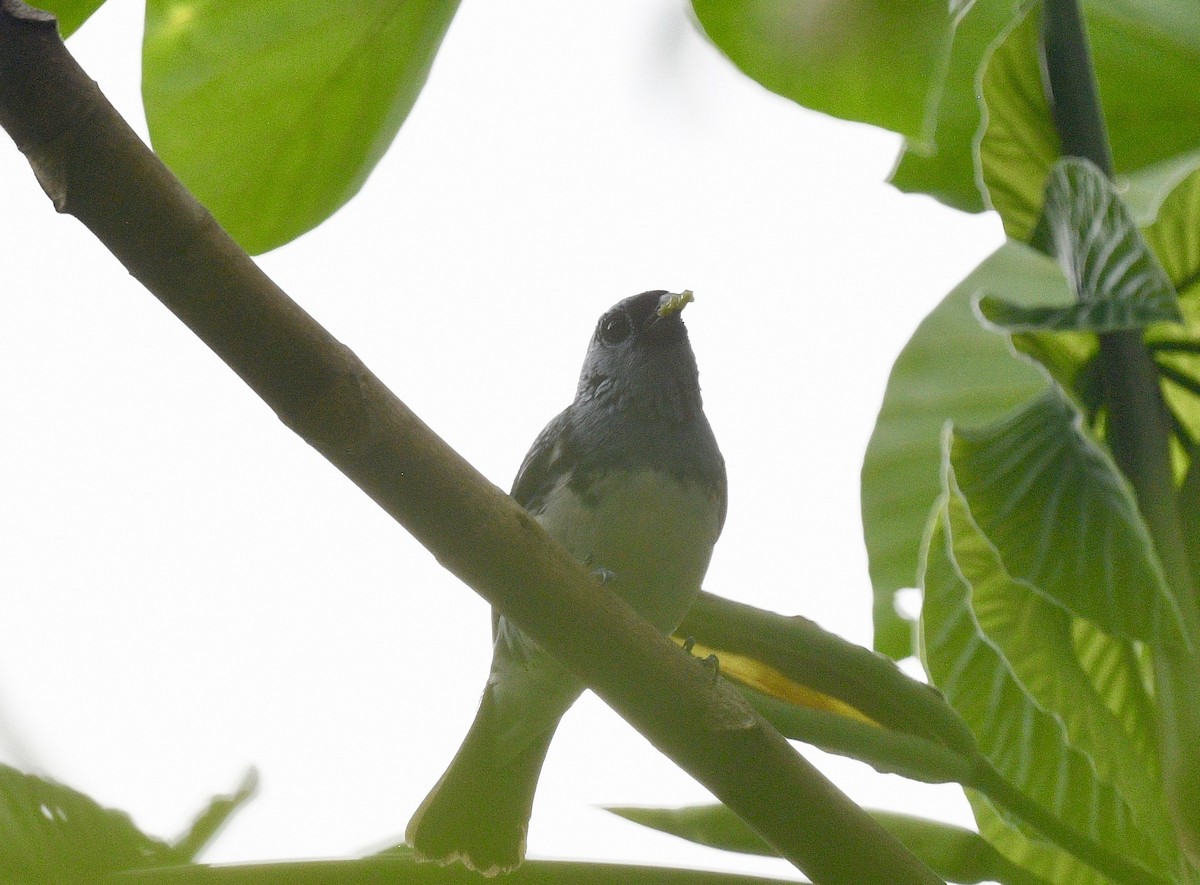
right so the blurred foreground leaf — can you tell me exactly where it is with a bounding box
[143,0,460,253]
[25,0,105,37]
[171,769,259,862]
[0,764,180,882]
[690,0,956,144]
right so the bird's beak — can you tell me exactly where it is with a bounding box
[657,290,694,318]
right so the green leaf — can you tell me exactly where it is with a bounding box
[987,155,1200,448]
[943,411,1175,871]
[963,797,1108,885]
[861,241,1056,658]
[1141,152,1200,298]
[1136,155,1200,514]
[1069,618,1159,785]
[170,769,258,862]
[25,0,105,37]
[980,159,1182,333]
[0,764,181,881]
[864,152,1200,659]
[607,803,1052,885]
[690,0,957,145]
[979,2,1200,241]
[949,388,1185,646]
[921,498,1174,881]
[890,0,1024,213]
[977,3,1058,241]
[142,0,461,254]
[1120,149,1200,232]
[1087,0,1200,177]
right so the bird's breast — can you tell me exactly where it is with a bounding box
[532,468,723,633]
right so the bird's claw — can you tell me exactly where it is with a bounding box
[680,637,720,684]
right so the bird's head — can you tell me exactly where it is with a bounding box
[576,290,702,418]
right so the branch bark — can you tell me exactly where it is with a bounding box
[0,3,941,883]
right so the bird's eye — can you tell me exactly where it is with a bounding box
[597,312,632,346]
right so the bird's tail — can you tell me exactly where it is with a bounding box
[406,687,557,877]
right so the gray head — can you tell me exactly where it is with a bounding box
[575,290,702,421]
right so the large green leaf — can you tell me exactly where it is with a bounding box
[922,496,1174,881]
[949,388,1184,646]
[963,797,1107,885]
[607,803,1051,885]
[142,0,460,254]
[690,0,957,145]
[861,241,1056,658]
[1069,618,1159,785]
[890,0,1023,213]
[980,159,1181,333]
[944,398,1174,865]
[864,152,1200,659]
[977,3,1058,241]
[979,2,1200,240]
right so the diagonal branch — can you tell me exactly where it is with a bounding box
[0,3,940,883]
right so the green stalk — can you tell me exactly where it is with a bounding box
[968,764,1170,885]
[1041,0,1200,866]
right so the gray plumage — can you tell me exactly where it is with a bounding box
[406,291,726,875]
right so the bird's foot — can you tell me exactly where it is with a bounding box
[680,637,721,684]
[590,567,617,585]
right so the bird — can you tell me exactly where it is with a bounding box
[405,289,727,875]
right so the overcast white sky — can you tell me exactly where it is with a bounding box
[0,0,1005,877]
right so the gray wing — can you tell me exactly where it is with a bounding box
[509,406,577,513]
[492,406,578,639]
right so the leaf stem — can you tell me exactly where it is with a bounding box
[1155,360,1200,401]
[1040,0,1113,177]
[967,763,1171,885]
[1147,339,1200,356]
[1041,0,1200,865]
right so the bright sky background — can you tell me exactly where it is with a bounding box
[0,0,1006,878]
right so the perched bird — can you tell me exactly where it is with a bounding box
[406,290,727,875]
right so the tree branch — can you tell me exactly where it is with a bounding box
[0,3,941,883]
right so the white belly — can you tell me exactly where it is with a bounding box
[532,468,722,632]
